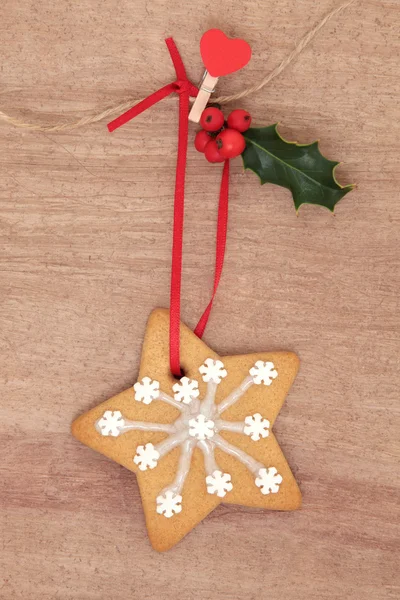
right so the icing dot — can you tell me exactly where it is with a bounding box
[188,414,215,440]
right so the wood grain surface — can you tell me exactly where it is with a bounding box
[0,1,399,598]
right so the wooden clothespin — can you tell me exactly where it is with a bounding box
[189,29,252,123]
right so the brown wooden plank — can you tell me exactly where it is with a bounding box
[0,0,399,598]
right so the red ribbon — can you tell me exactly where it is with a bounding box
[108,38,230,376]
[194,159,230,338]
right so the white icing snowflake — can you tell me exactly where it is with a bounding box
[249,361,278,385]
[96,357,282,518]
[188,414,215,440]
[133,377,160,404]
[156,490,182,518]
[255,467,283,494]
[133,443,160,471]
[172,376,200,404]
[96,410,125,437]
[199,358,227,383]
[243,413,270,441]
[206,470,233,498]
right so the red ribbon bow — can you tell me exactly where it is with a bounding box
[108,38,230,377]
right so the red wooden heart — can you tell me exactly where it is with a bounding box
[200,29,252,77]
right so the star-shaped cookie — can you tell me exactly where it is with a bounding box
[72,309,301,551]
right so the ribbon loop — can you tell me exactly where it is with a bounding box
[108,38,230,377]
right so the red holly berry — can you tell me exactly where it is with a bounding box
[216,129,246,159]
[200,107,225,132]
[204,140,225,163]
[227,109,252,132]
[194,130,211,153]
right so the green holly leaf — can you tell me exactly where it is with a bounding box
[242,124,354,212]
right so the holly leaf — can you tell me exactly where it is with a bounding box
[242,124,354,212]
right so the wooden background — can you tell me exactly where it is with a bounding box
[1,0,399,598]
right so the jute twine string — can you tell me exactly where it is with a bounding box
[0,0,355,133]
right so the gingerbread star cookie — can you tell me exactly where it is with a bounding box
[72,309,301,551]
